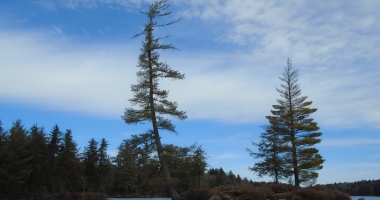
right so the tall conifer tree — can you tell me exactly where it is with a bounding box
[47,125,63,192]
[28,125,48,194]
[0,120,8,195]
[122,0,186,199]
[7,120,33,197]
[267,58,324,187]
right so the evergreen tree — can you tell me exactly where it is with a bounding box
[214,168,227,187]
[47,125,63,193]
[191,145,207,189]
[113,136,150,195]
[82,138,100,192]
[0,120,8,195]
[122,0,186,199]
[227,170,236,185]
[98,138,112,193]
[247,124,290,183]
[267,58,324,187]
[7,120,33,198]
[58,129,81,192]
[28,125,48,194]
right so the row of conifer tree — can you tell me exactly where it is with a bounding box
[0,119,255,198]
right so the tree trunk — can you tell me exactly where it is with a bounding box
[153,129,179,200]
[148,50,179,200]
[291,131,300,188]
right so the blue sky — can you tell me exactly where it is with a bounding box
[1,0,379,185]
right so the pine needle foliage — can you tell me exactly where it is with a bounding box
[247,124,290,183]
[250,58,324,188]
[270,58,324,187]
[122,1,186,199]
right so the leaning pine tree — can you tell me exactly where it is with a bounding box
[267,58,324,187]
[122,0,186,199]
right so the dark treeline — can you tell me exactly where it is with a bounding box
[317,179,380,196]
[0,119,253,199]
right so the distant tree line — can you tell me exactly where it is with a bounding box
[0,119,255,199]
[318,179,380,196]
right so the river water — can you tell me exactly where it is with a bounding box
[108,198,171,200]
[351,197,380,200]
[108,196,380,200]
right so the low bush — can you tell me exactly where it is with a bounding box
[237,188,267,200]
[180,189,212,200]
[71,192,84,199]
[59,191,71,199]
[295,188,329,200]
[180,184,350,200]
[268,183,295,193]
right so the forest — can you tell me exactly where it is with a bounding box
[0,119,255,199]
[318,180,380,196]
[1,119,370,200]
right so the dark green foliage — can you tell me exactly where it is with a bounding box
[47,125,63,193]
[0,119,354,200]
[0,120,8,195]
[82,138,100,192]
[6,120,33,198]
[58,129,81,192]
[112,135,207,197]
[97,138,113,193]
[162,143,207,192]
[28,125,48,194]
[113,133,157,195]
[247,124,290,183]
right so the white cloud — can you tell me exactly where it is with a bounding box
[1,0,380,130]
[0,30,137,118]
[320,138,380,147]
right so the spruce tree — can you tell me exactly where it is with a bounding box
[47,125,63,192]
[82,138,100,192]
[58,129,81,192]
[98,138,112,193]
[28,125,48,194]
[268,58,324,187]
[7,120,33,197]
[0,120,8,195]
[247,124,290,183]
[122,0,186,199]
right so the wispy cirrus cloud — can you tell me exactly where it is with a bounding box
[1,0,380,131]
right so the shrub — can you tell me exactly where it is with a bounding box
[87,192,97,199]
[59,191,71,199]
[180,189,212,200]
[290,195,303,200]
[238,188,267,200]
[71,192,84,199]
[331,191,350,200]
[268,183,296,193]
[295,188,328,200]
[275,191,294,200]
[99,193,107,199]
[305,186,350,200]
